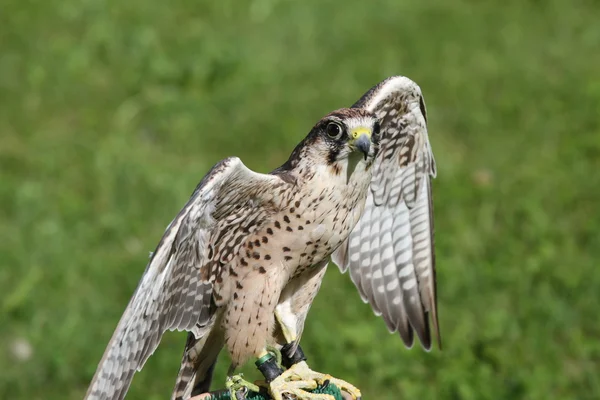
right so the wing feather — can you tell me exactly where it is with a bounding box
[333,76,440,350]
[366,200,385,317]
[356,198,372,302]
[85,157,284,400]
[373,208,397,332]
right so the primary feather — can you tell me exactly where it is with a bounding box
[332,76,441,350]
[85,158,285,400]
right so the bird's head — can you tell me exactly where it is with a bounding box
[314,108,379,165]
[276,108,379,179]
[297,108,379,166]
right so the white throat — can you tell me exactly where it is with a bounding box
[346,151,365,184]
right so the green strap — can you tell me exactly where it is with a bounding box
[209,383,345,400]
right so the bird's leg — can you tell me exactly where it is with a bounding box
[256,348,327,400]
[279,344,362,400]
[250,313,324,400]
[226,363,261,400]
[262,310,362,400]
[226,344,286,400]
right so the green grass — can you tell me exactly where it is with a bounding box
[1,0,599,399]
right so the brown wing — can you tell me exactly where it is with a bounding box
[332,76,440,350]
[85,157,285,400]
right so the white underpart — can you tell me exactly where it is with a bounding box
[275,297,298,341]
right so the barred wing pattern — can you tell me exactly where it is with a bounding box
[85,157,282,400]
[332,76,440,349]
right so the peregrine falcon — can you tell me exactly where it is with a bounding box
[85,76,439,400]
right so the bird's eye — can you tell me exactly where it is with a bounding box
[373,122,381,136]
[326,122,343,139]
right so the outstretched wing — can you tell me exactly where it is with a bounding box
[85,157,285,400]
[332,76,440,350]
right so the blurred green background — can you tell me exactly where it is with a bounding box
[2,0,599,399]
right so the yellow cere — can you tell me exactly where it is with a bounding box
[351,127,372,140]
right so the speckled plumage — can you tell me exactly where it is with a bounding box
[333,76,439,350]
[84,76,439,400]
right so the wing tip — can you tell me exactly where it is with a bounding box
[397,323,415,349]
[416,309,442,352]
[416,315,432,351]
[352,76,423,110]
[431,308,442,351]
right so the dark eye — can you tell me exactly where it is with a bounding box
[374,122,381,135]
[326,122,343,139]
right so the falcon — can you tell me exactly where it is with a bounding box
[85,76,439,400]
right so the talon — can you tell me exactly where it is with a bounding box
[318,375,332,386]
[266,361,360,400]
[235,387,247,400]
[226,374,261,400]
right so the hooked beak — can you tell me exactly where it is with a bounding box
[354,135,370,160]
[350,127,372,160]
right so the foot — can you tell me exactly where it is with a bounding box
[268,361,361,400]
[226,374,261,400]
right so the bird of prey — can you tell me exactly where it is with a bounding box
[85,76,439,400]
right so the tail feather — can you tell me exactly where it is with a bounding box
[192,358,218,396]
[171,326,224,400]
